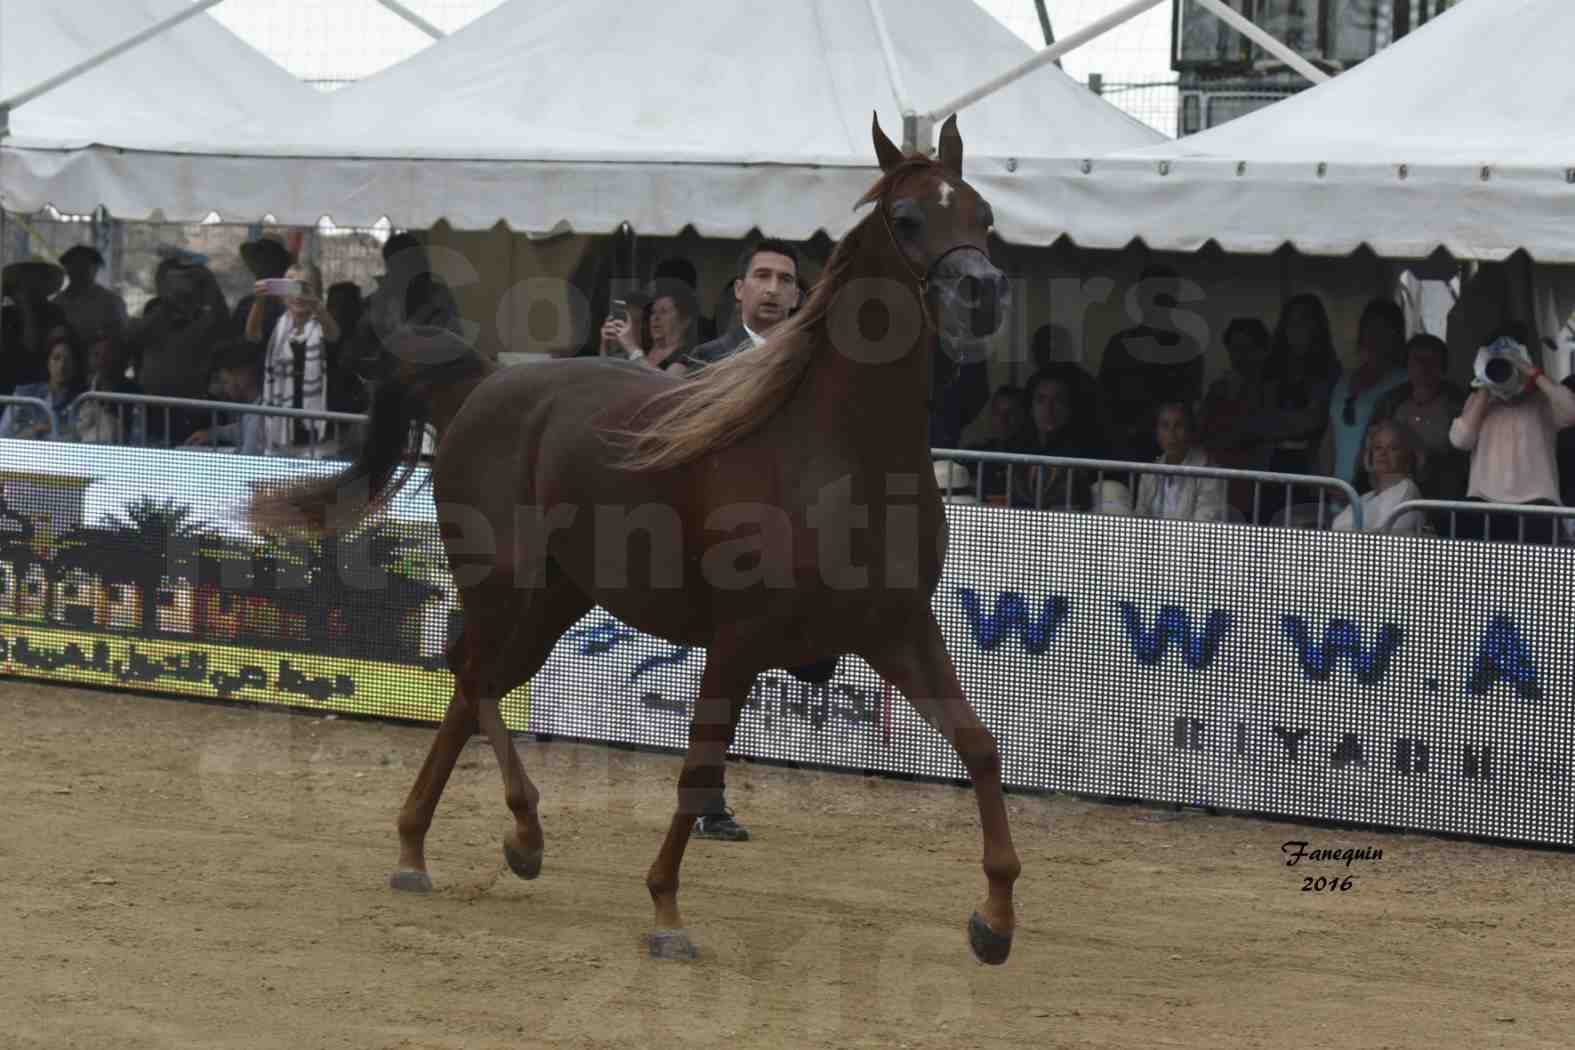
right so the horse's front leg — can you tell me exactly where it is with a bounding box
[865,613,1020,964]
[645,652,754,961]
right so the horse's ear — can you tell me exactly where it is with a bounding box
[872,111,904,172]
[938,114,963,177]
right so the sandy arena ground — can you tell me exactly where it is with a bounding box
[2,680,1574,1050]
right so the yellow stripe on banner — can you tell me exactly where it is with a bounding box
[0,623,531,731]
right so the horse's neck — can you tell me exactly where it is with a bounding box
[793,251,933,459]
[425,360,499,436]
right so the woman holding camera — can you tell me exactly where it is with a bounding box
[1449,331,1575,543]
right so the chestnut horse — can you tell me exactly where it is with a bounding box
[248,115,1020,964]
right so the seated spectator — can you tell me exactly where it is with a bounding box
[639,279,702,374]
[1449,331,1575,544]
[73,333,145,445]
[1008,366,1104,511]
[53,245,127,344]
[963,384,1024,450]
[0,256,70,395]
[1,327,86,441]
[1323,298,1408,488]
[1133,401,1227,522]
[1200,317,1274,519]
[251,263,340,456]
[1332,420,1425,533]
[184,340,265,456]
[1374,333,1468,500]
[1097,266,1205,462]
[1253,294,1341,521]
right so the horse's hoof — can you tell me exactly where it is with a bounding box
[389,869,433,894]
[648,928,698,961]
[968,912,1013,965]
[503,842,544,881]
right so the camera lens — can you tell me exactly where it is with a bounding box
[1485,357,1515,384]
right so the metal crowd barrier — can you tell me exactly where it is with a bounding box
[930,448,1365,530]
[1379,499,1575,545]
[71,391,368,460]
[0,395,62,440]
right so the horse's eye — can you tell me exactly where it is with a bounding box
[892,210,923,234]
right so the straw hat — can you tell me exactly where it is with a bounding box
[1,256,65,297]
[240,231,295,275]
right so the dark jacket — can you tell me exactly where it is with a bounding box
[689,324,755,368]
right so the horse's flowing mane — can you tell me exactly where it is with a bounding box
[610,158,940,473]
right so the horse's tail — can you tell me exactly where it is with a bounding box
[246,330,493,536]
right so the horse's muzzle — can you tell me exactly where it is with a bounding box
[933,254,1010,362]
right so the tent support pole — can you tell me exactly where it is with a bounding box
[375,0,446,40]
[1191,0,1331,84]
[0,0,228,113]
[926,0,1166,125]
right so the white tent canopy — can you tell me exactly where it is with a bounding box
[0,0,318,162]
[4,0,1164,239]
[1021,0,1575,262]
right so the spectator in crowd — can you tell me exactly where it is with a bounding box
[638,279,703,373]
[184,340,266,455]
[324,281,368,415]
[1449,330,1575,544]
[1374,333,1468,500]
[1323,298,1409,488]
[961,384,1024,501]
[360,232,463,348]
[0,256,70,395]
[652,257,713,342]
[964,384,1025,450]
[1252,294,1341,521]
[232,232,294,340]
[125,252,228,443]
[74,333,145,445]
[1133,400,1227,522]
[249,262,339,456]
[53,245,127,344]
[1332,419,1426,533]
[1097,265,1205,462]
[1,326,86,441]
[1009,365,1104,511]
[1029,323,1077,372]
[1199,317,1274,519]
[689,239,802,367]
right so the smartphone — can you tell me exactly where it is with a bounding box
[261,277,308,298]
[608,298,628,324]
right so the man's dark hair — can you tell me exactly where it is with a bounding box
[1223,317,1270,348]
[735,238,800,280]
[382,231,424,263]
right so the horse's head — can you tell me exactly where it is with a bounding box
[870,114,1010,362]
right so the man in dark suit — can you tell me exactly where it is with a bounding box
[686,237,843,843]
[689,238,803,368]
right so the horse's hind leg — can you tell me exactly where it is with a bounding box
[863,612,1020,965]
[470,565,593,882]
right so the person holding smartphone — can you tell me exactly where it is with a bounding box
[598,294,647,361]
[246,262,340,456]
